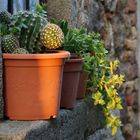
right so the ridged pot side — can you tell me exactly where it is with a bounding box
[3,51,70,120]
[61,58,83,109]
[76,71,88,99]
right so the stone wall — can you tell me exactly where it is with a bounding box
[47,0,138,139]
[137,0,140,137]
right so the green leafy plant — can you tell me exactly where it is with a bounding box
[34,3,47,18]
[52,19,124,135]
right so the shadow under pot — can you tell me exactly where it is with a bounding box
[61,58,83,109]
[76,71,88,99]
[3,51,69,120]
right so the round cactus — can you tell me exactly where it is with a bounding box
[40,23,64,49]
[13,48,29,54]
[0,11,11,24]
[2,34,19,53]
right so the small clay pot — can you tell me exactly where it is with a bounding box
[3,51,70,120]
[76,71,88,99]
[61,58,83,109]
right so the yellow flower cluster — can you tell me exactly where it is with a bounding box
[92,59,124,135]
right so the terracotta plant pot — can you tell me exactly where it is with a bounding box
[61,58,83,109]
[3,51,70,120]
[76,71,88,99]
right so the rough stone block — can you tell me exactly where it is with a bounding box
[120,50,136,64]
[87,128,125,140]
[127,64,138,80]
[131,26,137,39]
[123,123,133,139]
[104,0,118,12]
[47,0,71,23]
[126,0,136,13]
[130,13,137,26]
[125,39,137,50]
[0,100,103,140]
[123,81,135,95]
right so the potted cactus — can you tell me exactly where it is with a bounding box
[1,11,69,120]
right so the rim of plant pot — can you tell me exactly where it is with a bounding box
[65,58,83,62]
[3,50,70,59]
[70,53,79,59]
[64,58,83,72]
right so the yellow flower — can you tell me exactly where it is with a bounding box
[112,60,119,71]
[112,126,117,135]
[92,91,105,105]
[106,115,122,135]
[106,99,116,109]
[109,59,119,74]
[99,59,105,64]
[100,75,105,85]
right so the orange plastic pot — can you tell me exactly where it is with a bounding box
[3,51,70,120]
[76,71,88,99]
[61,58,83,109]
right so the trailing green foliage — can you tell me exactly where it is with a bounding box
[52,19,124,135]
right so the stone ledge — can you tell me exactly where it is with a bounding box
[87,128,125,140]
[0,100,103,140]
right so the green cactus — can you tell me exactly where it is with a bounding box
[0,11,11,24]
[13,48,29,54]
[2,34,20,53]
[10,11,48,53]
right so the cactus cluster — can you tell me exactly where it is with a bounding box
[10,11,48,53]
[1,9,64,53]
[40,23,64,49]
